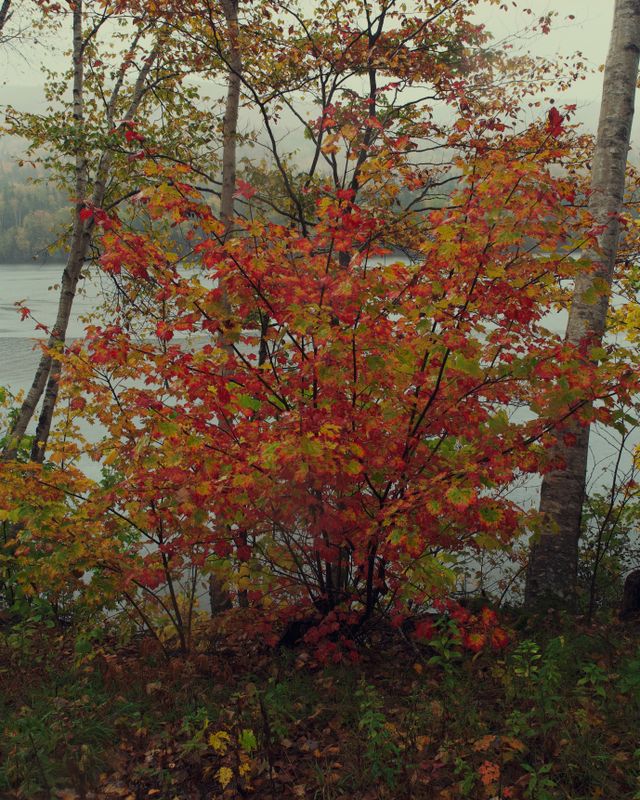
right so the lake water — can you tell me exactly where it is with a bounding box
[0,263,106,477]
[0,263,103,391]
[0,262,633,495]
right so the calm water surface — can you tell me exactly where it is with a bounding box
[0,262,630,493]
[1,263,103,392]
[0,263,106,476]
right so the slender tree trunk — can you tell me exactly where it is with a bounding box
[2,0,88,462]
[208,0,244,614]
[2,15,159,463]
[525,0,640,609]
[0,0,12,37]
[28,39,160,464]
[220,0,241,239]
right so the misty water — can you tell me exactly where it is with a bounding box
[0,262,634,497]
[0,262,102,387]
[0,263,104,477]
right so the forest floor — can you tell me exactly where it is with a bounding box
[1,610,639,800]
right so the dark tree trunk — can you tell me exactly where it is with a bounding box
[209,0,244,614]
[620,569,640,620]
[0,0,12,36]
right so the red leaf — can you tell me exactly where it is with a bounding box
[125,128,145,143]
[237,544,251,562]
[235,179,257,199]
[414,619,436,641]
[491,627,510,649]
[156,321,174,342]
[547,106,564,138]
[214,540,232,558]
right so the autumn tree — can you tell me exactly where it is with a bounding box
[54,6,596,618]
[0,0,622,649]
[0,0,216,462]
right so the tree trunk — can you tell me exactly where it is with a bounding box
[208,0,246,614]
[220,0,241,238]
[2,14,159,463]
[2,0,88,462]
[525,0,640,609]
[0,0,12,37]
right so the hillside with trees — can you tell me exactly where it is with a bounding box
[0,162,68,262]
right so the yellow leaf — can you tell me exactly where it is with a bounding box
[217,766,233,789]
[344,460,362,475]
[340,124,358,140]
[209,730,231,754]
[472,734,495,752]
[321,134,340,154]
[104,449,118,466]
[502,736,527,752]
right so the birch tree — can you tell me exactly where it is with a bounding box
[1,2,171,461]
[525,0,640,609]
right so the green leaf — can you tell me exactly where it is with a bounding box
[344,459,363,475]
[446,486,475,510]
[239,729,257,753]
[487,411,509,434]
[267,394,287,411]
[589,346,608,361]
[300,436,323,457]
[237,394,261,411]
[475,533,502,549]
[479,506,502,525]
[365,355,385,370]
[157,419,180,436]
[451,354,482,378]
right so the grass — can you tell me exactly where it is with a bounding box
[1,613,639,799]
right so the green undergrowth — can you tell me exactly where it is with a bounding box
[1,616,640,799]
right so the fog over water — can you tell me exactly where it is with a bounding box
[0,262,634,498]
[0,263,104,476]
[0,262,102,387]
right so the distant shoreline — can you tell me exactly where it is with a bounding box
[0,261,67,267]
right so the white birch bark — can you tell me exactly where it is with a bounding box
[2,10,159,462]
[0,0,12,36]
[525,0,640,608]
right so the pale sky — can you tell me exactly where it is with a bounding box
[474,0,615,132]
[0,1,622,146]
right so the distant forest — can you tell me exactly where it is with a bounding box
[0,156,437,266]
[0,161,68,263]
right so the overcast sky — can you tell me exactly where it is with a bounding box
[0,1,624,148]
[475,0,616,132]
